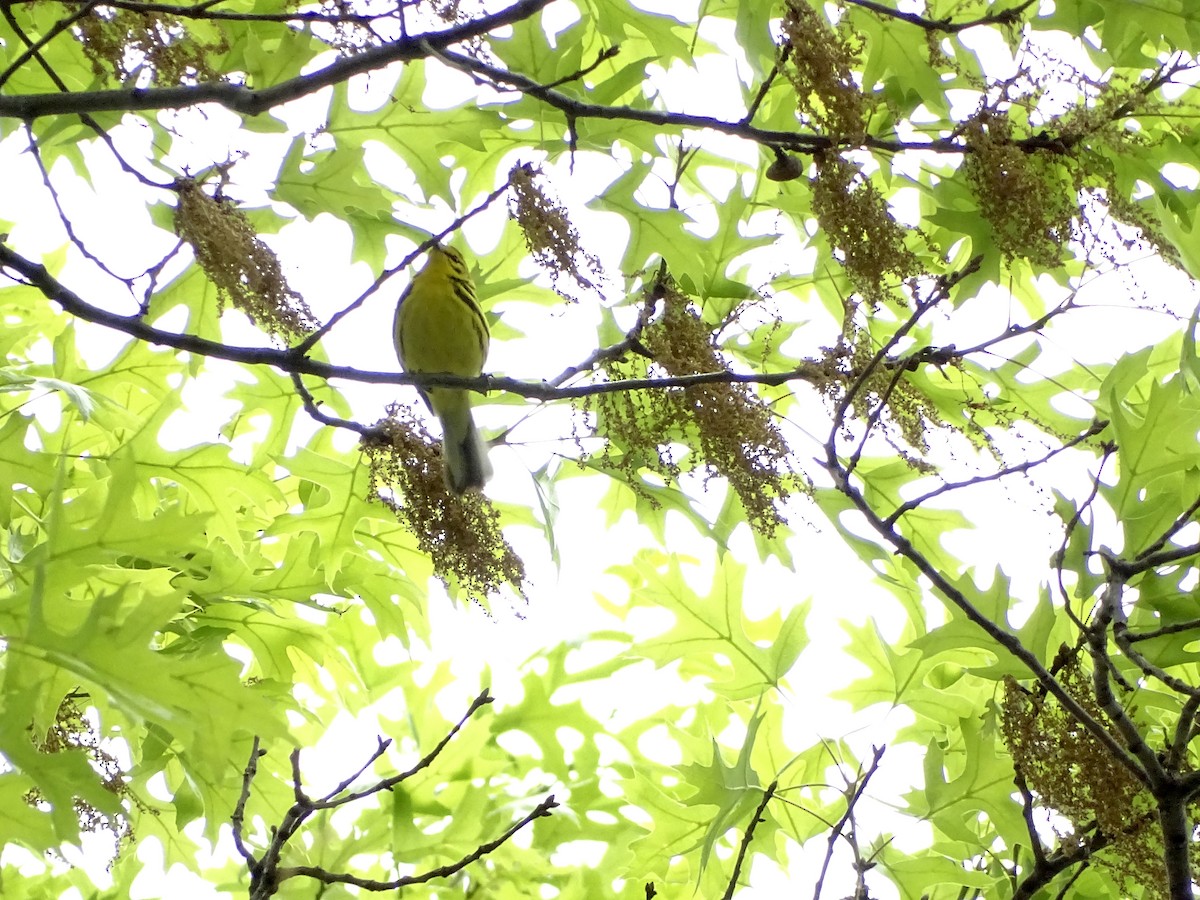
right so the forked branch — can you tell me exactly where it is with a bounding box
[231,690,557,899]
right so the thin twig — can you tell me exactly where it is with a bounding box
[836,259,980,479]
[0,0,103,90]
[833,255,981,432]
[0,3,166,187]
[321,689,493,808]
[24,125,131,283]
[887,293,1078,373]
[742,43,790,126]
[276,795,559,891]
[1048,865,1087,900]
[547,269,666,387]
[1011,767,1047,867]
[885,420,1108,526]
[138,239,188,313]
[1052,446,1113,626]
[1125,617,1200,643]
[813,745,885,900]
[289,748,306,803]
[721,781,777,900]
[843,351,915,479]
[1114,619,1200,699]
[318,737,393,803]
[542,44,621,91]
[231,737,265,865]
[295,179,515,354]
[292,373,371,436]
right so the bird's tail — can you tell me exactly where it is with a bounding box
[432,389,492,493]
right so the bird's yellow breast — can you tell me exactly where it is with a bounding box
[394,247,489,378]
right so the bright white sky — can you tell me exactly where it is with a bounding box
[2,2,1198,898]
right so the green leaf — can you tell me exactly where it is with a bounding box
[620,551,808,698]
[676,707,765,875]
[325,68,493,206]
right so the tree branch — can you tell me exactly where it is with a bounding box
[314,689,493,809]
[1114,618,1200,699]
[1157,790,1195,899]
[1126,541,1200,577]
[239,690,507,899]
[842,0,1038,33]
[825,436,1146,782]
[1012,834,1098,900]
[1168,695,1200,771]
[1084,613,1163,782]
[1126,617,1200,643]
[0,0,554,119]
[0,239,829,401]
[427,44,938,157]
[8,0,412,25]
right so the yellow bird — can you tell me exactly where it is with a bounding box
[393,244,492,493]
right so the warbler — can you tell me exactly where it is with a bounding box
[393,244,493,493]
